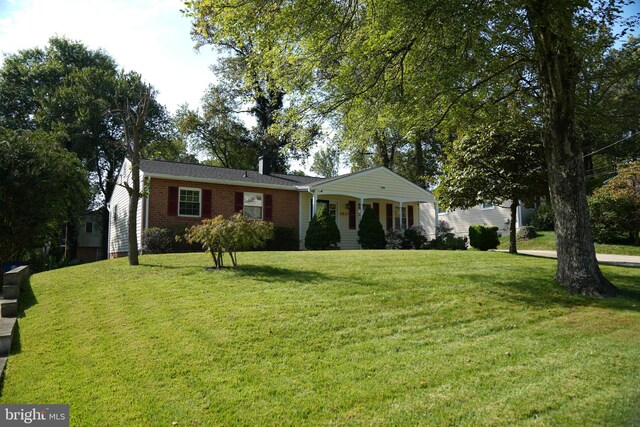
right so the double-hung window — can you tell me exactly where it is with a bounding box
[244,192,263,219]
[481,202,495,210]
[179,188,201,217]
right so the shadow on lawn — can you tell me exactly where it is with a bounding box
[233,264,330,284]
[474,270,640,313]
[18,279,38,317]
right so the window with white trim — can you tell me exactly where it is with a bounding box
[481,202,495,210]
[311,200,337,222]
[394,206,407,229]
[179,188,201,217]
[244,192,263,219]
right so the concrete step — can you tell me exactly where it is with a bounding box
[0,317,17,356]
[0,298,18,318]
[2,284,19,300]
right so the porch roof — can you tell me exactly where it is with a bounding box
[300,166,434,203]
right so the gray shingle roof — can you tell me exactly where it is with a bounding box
[140,159,323,188]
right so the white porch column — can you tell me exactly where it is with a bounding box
[312,193,318,217]
[399,201,404,229]
[360,198,364,217]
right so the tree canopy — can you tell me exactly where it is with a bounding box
[0,128,89,261]
[184,0,634,295]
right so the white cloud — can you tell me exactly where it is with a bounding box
[0,0,218,112]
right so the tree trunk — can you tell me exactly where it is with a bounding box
[127,153,140,266]
[526,1,617,296]
[509,200,518,254]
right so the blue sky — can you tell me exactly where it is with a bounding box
[0,0,218,113]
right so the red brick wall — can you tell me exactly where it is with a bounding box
[146,177,300,233]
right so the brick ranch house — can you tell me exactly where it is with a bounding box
[108,158,436,258]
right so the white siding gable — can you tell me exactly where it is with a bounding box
[108,159,144,256]
[310,167,434,203]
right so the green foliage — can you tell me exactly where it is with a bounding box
[305,206,341,250]
[310,146,340,178]
[385,229,404,249]
[265,226,299,251]
[435,108,546,215]
[402,226,428,250]
[517,226,538,241]
[530,204,555,231]
[142,228,176,254]
[357,206,386,249]
[186,213,274,268]
[468,225,500,251]
[429,220,467,250]
[175,88,259,170]
[588,162,640,244]
[0,128,89,261]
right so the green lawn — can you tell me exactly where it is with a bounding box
[2,251,640,425]
[499,231,640,256]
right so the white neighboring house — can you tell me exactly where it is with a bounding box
[76,210,104,262]
[436,201,536,237]
[108,159,144,258]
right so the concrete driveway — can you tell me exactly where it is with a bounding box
[498,250,640,268]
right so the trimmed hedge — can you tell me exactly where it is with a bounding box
[468,225,500,251]
[305,206,341,250]
[358,206,386,249]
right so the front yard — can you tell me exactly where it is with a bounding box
[2,250,639,425]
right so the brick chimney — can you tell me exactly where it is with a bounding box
[258,156,271,175]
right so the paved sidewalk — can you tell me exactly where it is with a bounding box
[498,250,640,268]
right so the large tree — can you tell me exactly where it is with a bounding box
[0,37,123,259]
[184,3,322,173]
[175,86,259,169]
[0,128,89,261]
[184,0,632,296]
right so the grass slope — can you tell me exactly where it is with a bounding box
[499,231,640,256]
[2,251,640,425]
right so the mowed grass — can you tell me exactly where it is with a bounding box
[499,231,640,256]
[2,251,640,425]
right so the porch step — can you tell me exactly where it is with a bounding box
[0,317,17,356]
[0,298,18,318]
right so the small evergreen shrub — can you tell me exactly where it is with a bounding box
[386,228,404,249]
[468,225,500,251]
[443,235,467,250]
[516,226,537,240]
[358,206,386,249]
[143,228,175,254]
[402,226,428,249]
[430,220,455,249]
[305,206,341,250]
[530,204,555,231]
[265,226,299,251]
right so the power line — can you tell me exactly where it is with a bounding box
[583,131,640,158]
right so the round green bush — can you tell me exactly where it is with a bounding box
[358,206,386,249]
[305,206,341,250]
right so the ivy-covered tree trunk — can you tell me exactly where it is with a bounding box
[509,200,518,254]
[526,0,617,296]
